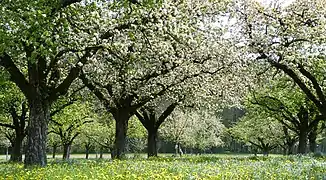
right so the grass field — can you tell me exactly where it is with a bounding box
[0,153,281,161]
[1,154,326,179]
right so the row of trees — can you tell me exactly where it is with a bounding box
[229,0,326,155]
[0,97,225,160]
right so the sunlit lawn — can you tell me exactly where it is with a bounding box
[1,154,325,179]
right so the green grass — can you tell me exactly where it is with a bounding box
[0,155,325,179]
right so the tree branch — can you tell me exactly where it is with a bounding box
[249,140,263,150]
[267,58,323,112]
[0,122,15,129]
[69,132,80,144]
[251,95,300,128]
[157,103,177,127]
[135,110,148,129]
[79,71,111,111]
[0,53,33,99]
[50,100,76,117]
[49,118,63,127]
[49,46,102,102]
[297,63,326,104]
[46,48,78,77]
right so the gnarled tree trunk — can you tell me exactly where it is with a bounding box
[297,106,308,154]
[298,130,308,154]
[10,137,23,162]
[136,103,177,158]
[85,143,92,159]
[10,136,23,162]
[147,129,158,157]
[63,144,71,160]
[24,98,50,167]
[112,112,129,159]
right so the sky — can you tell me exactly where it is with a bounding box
[256,0,296,7]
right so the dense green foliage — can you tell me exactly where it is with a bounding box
[1,155,326,179]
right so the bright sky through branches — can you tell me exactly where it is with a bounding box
[256,0,296,7]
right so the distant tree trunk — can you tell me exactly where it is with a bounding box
[147,129,158,157]
[281,139,296,155]
[110,148,114,159]
[112,111,130,159]
[175,143,178,155]
[85,149,89,159]
[99,148,103,159]
[282,147,287,156]
[297,106,309,154]
[262,148,269,156]
[52,145,57,159]
[24,98,50,167]
[178,145,183,157]
[308,126,318,153]
[85,144,91,159]
[282,126,295,155]
[297,118,308,154]
[63,144,71,160]
[253,148,257,156]
[250,139,275,156]
[309,139,317,153]
[287,142,295,155]
[135,103,177,158]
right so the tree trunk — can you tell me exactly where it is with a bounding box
[85,145,90,159]
[308,128,317,153]
[178,145,183,157]
[99,148,103,159]
[262,148,269,156]
[287,142,295,155]
[110,148,114,159]
[309,139,317,153]
[298,130,308,154]
[24,98,50,167]
[147,129,158,157]
[297,106,309,154]
[62,144,71,160]
[85,152,89,159]
[175,143,179,155]
[85,149,89,159]
[112,112,129,159]
[52,145,57,159]
[10,134,24,162]
[282,147,287,156]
